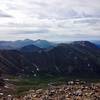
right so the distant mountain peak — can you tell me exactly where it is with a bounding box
[71,41,97,48]
[23,39,34,42]
[33,39,55,48]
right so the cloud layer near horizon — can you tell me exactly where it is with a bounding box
[0,0,100,41]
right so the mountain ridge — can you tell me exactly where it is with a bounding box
[0,40,100,77]
[0,39,56,50]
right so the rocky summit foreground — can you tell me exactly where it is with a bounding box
[0,80,100,100]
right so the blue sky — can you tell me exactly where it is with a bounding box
[0,0,100,41]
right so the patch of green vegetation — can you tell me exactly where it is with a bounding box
[8,75,100,96]
[8,75,66,95]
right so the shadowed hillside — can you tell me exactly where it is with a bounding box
[0,41,100,78]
